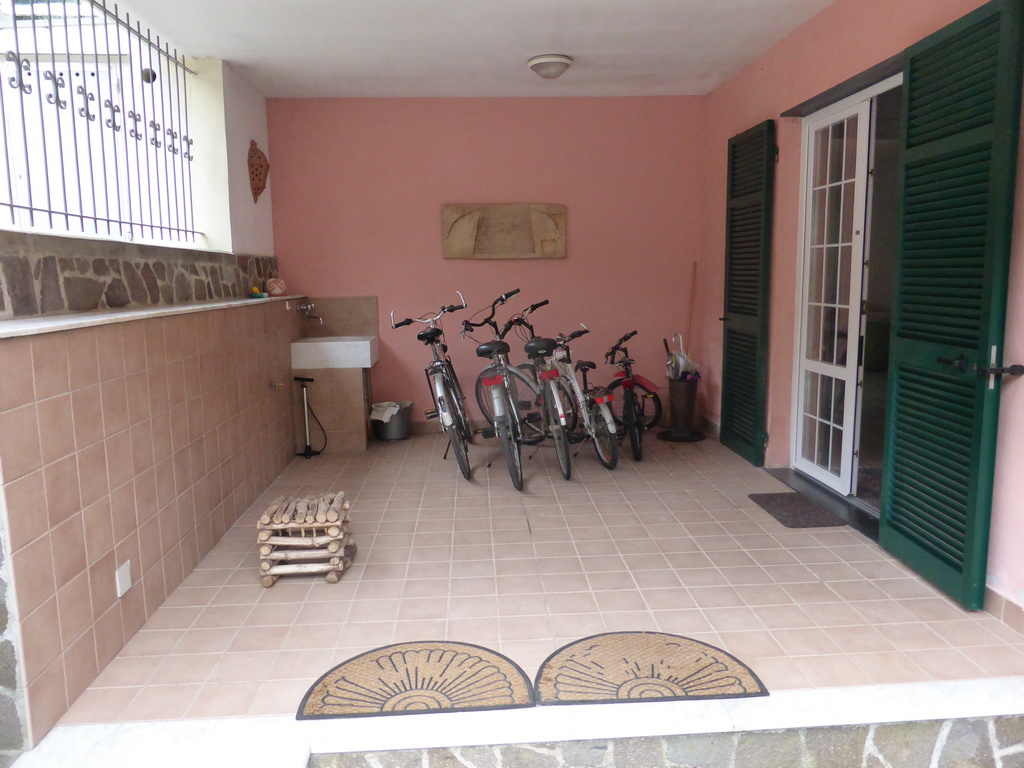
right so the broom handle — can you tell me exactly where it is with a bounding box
[685,261,697,350]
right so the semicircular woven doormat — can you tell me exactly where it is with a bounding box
[535,631,768,705]
[297,640,534,719]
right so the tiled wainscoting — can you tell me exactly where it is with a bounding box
[0,298,302,746]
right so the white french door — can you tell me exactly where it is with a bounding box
[793,101,870,494]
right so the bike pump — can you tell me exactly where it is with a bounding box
[294,376,323,458]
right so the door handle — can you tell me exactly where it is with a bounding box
[937,355,967,372]
[974,363,1024,377]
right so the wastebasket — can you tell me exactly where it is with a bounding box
[370,400,413,441]
[657,377,705,443]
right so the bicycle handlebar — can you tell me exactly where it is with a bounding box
[605,330,638,364]
[390,290,467,329]
[461,289,521,337]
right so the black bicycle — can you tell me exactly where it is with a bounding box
[391,292,472,479]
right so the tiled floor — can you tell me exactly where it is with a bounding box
[60,433,1024,726]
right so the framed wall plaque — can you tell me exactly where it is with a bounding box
[442,203,566,260]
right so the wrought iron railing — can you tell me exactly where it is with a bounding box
[0,0,196,242]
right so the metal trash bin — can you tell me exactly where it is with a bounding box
[370,401,413,441]
[658,378,704,443]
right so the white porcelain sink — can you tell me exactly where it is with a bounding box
[291,335,379,369]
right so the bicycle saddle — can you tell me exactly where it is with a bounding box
[417,327,443,344]
[476,340,510,358]
[524,337,557,359]
[575,360,596,372]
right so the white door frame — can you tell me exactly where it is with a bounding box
[790,74,903,494]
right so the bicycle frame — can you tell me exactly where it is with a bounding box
[551,331,616,439]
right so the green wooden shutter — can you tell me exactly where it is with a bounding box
[880,0,1023,609]
[720,120,776,466]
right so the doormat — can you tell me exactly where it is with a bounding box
[534,632,767,705]
[297,640,534,719]
[748,492,846,528]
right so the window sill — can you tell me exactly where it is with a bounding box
[0,295,307,340]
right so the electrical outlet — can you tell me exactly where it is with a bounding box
[115,561,132,598]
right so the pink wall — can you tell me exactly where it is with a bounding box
[268,98,706,417]
[699,0,1023,606]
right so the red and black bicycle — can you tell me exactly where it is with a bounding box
[605,331,663,461]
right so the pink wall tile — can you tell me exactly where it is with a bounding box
[30,334,69,401]
[75,442,109,512]
[0,403,41,481]
[43,454,80,528]
[81,496,114,566]
[71,384,104,451]
[4,470,48,551]
[0,336,34,412]
[95,324,126,382]
[50,514,87,588]
[56,571,94,648]
[20,597,62,681]
[63,628,99,706]
[11,534,55,618]
[26,658,66,744]
[66,328,100,390]
[99,379,130,437]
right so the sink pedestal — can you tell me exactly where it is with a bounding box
[291,336,379,453]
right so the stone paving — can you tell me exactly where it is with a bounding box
[310,715,1024,768]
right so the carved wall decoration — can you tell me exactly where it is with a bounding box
[442,203,566,259]
[249,139,270,203]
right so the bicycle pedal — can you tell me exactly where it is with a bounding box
[476,426,496,439]
[424,408,438,420]
[524,412,542,424]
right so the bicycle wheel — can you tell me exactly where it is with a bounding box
[589,401,618,470]
[622,389,643,461]
[606,379,663,430]
[475,367,498,425]
[546,383,572,480]
[447,366,473,443]
[512,365,545,446]
[557,378,580,435]
[495,401,523,490]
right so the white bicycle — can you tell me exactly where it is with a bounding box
[551,325,618,469]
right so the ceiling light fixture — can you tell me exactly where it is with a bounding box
[528,54,573,80]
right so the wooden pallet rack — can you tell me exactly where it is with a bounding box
[256,492,356,587]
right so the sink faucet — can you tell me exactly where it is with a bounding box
[298,303,324,324]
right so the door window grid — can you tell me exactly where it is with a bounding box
[806,116,858,367]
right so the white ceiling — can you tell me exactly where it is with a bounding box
[122,0,837,98]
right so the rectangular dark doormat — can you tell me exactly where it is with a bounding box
[748,493,846,528]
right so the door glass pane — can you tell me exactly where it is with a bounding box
[828,121,846,183]
[806,305,822,359]
[843,116,859,180]
[809,248,824,303]
[824,246,840,304]
[826,186,842,243]
[838,246,852,303]
[841,180,856,242]
[802,414,817,461]
[813,129,829,187]
[811,188,827,245]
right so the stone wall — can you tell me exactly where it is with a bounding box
[0,230,278,319]
[309,715,1024,768]
[0,535,22,764]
